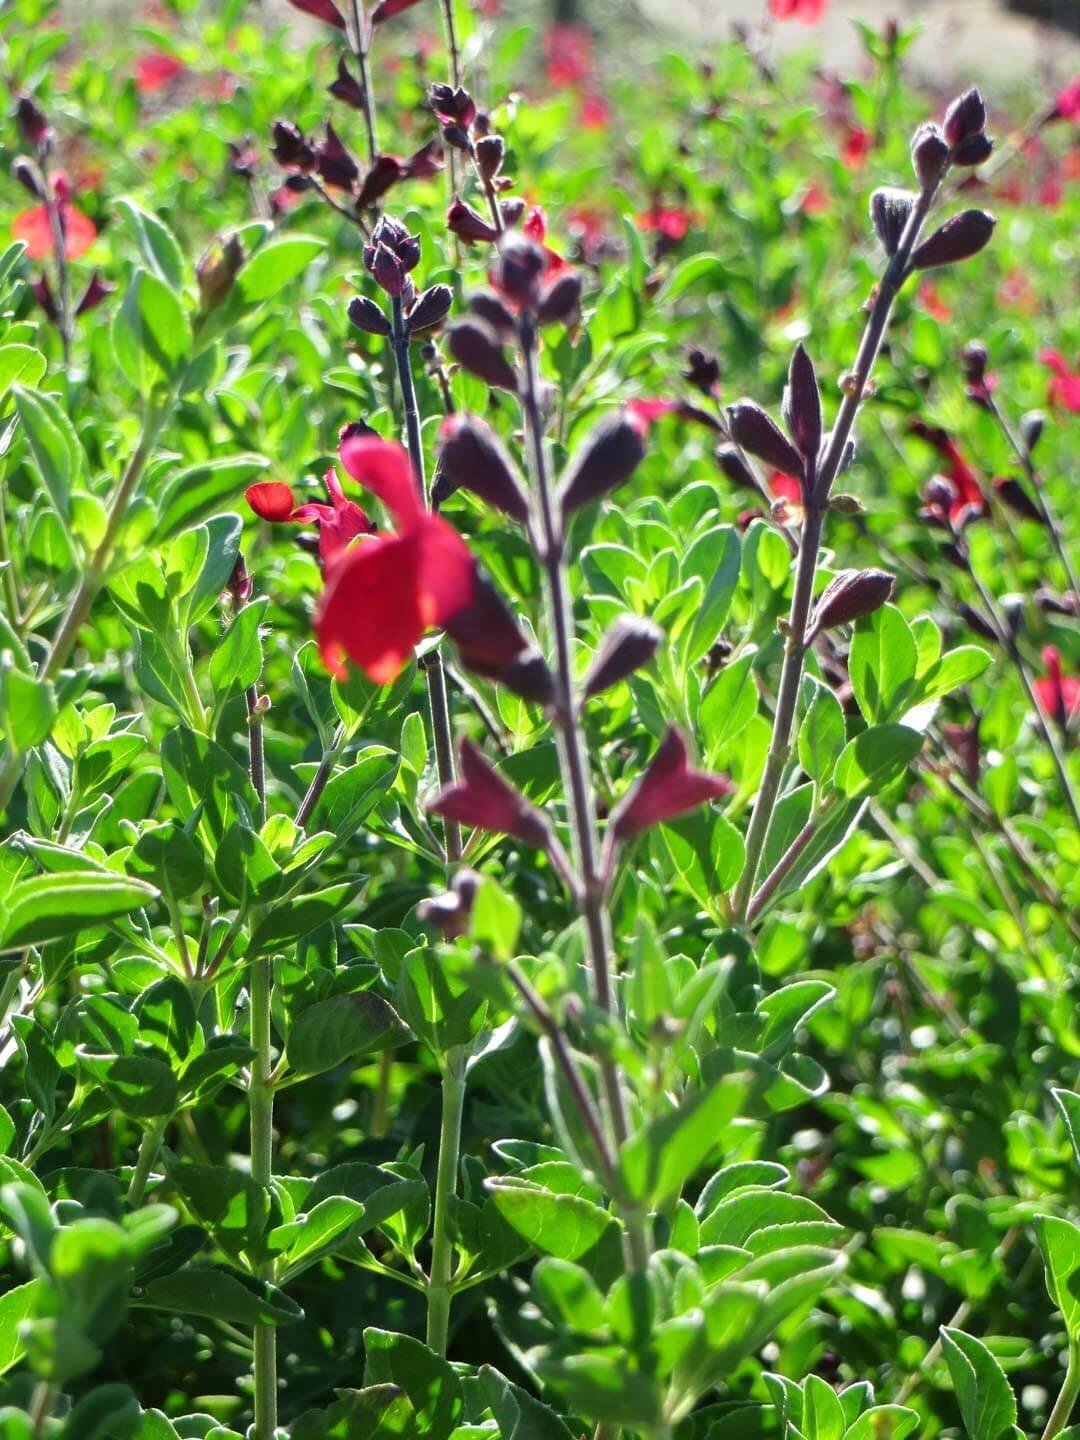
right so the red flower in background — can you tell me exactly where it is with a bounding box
[579,92,610,131]
[842,126,871,170]
[246,468,372,568]
[135,50,185,94]
[610,729,733,841]
[1040,350,1080,413]
[910,422,986,522]
[772,0,826,22]
[315,437,474,683]
[637,204,693,241]
[544,24,592,88]
[919,281,952,323]
[1049,74,1080,123]
[1033,646,1080,726]
[12,175,96,260]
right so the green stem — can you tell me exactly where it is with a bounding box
[249,953,277,1440]
[1044,1338,1080,1440]
[127,1115,168,1207]
[0,472,21,630]
[29,1380,57,1440]
[426,1047,466,1356]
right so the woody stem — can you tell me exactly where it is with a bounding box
[391,295,461,863]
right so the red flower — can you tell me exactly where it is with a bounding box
[918,280,952,323]
[579,92,609,131]
[1040,350,1080,413]
[543,24,592,89]
[611,728,733,841]
[769,470,803,505]
[246,469,372,568]
[315,438,474,683]
[1050,74,1080,123]
[637,205,693,242]
[801,183,829,216]
[910,423,986,522]
[771,0,826,22]
[842,125,871,171]
[13,176,96,261]
[135,51,185,94]
[1033,646,1080,726]
[430,738,552,849]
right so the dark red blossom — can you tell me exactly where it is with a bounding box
[371,0,426,21]
[543,24,593,89]
[316,438,474,683]
[246,470,372,568]
[135,51,185,94]
[13,175,96,260]
[1033,647,1080,727]
[430,738,552,849]
[1049,75,1080,123]
[1040,350,1080,413]
[285,0,345,25]
[910,422,985,523]
[771,0,826,20]
[610,728,733,841]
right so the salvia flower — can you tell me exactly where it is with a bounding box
[15,95,50,150]
[810,569,895,634]
[12,174,96,260]
[771,0,826,21]
[429,738,552,849]
[559,411,647,516]
[135,51,186,95]
[910,422,985,524]
[610,728,733,841]
[1048,75,1080,124]
[1033,647,1080,728]
[371,0,426,22]
[316,437,474,682]
[246,468,373,569]
[1039,350,1080,413]
[444,573,554,704]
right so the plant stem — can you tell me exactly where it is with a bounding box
[390,295,461,863]
[732,170,944,921]
[426,1047,466,1356]
[0,474,21,630]
[29,1380,57,1440]
[966,565,1080,830]
[346,0,379,166]
[247,685,266,825]
[39,151,73,365]
[518,318,648,1272]
[0,399,173,817]
[249,953,277,1440]
[127,1115,168,1207]
[1043,1339,1080,1440]
[297,721,344,829]
[747,800,833,925]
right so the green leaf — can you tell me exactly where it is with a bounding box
[621,1076,749,1208]
[681,525,741,666]
[13,385,85,518]
[912,645,993,704]
[1053,1089,1080,1170]
[0,1278,42,1375]
[291,1387,415,1440]
[845,1408,919,1440]
[701,652,759,759]
[238,237,325,304]
[209,597,267,699]
[250,884,355,949]
[0,345,46,407]
[286,993,412,1080]
[60,1385,140,1440]
[113,269,192,394]
[2,669,57,753]
[834,725,923,799]
[802,1374,845,1440]
[940,1326,1017,1440]
[798,678,846,786]
[76,1051,178,1119]
[135,1267,303,1327]
[278,1195,365,1276]
[168,1162,269,1262]
[479,1364,577,1440]
[849,605,917,723]
[1035,1214,1080,1339]
[487,1178,613,1261]
[154,454,270,540]
[468,876,522,962]
[114,198,186,290]
[0,872,158,950]
[362,1329,464,1440]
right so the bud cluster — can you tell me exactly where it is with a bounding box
[348,215,453,341]
[270,118,441,214]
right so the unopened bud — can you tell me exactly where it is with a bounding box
[11,155,45,199]
[469,290,516,338]
[870,187,916,256]
[500,648,557,705]
[15,95,50,150]
[409,283,454,336]
[911,122,950,188]
[447,196,499,244]
[583,615,664,700]
[196,234,244,312]
[957,601,997,641]
[829,492,864,515]
[418,867,483,940]
[684,347,721,396]
[953,132,993,167]
[811,569,895,633]
[536,271,582,327]
[992,476,1044,524]
[436,414,529,524]
[911,210,996,270]
[474,134,505,181]
[494,236,547,308]
[559,411,647,515]
[347,293,392,337]
[1019,410,1045,456]
[943,88,987,148]
[447,317,518,392]
[715,444,757,492]
[727,399,803,477]
[782,343,822,464]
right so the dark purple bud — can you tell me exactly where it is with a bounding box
[442,124,474,154]
[436,414,530,523]
[328,55,366,110]
[944,88,987,148]
[31,275,57,323]
[409,284,454,336]
[870,187,916,256]
[583,615,664,700]
[992,476,1044,524]
[401,138,443,181]
[500,648,556,705]
[727,399,803,477]
[12,156,45,199]
[228,138,259,179]
[911,122,950,188]
[447,317,519,392]
[559,411,648,515]
[1020,410,1045,456]
[468,290,516,338]
[447,196,499,244]
[347,294,392,337]
[715,444,757,492]
[429,83,477,128]
[227,552,254,607]
[494,236,547,308]
[371,243,405,298]
[271,119,315,170]
[956,602,996,641]
[316,122,359,190]
[15,95,50,150]
[911,210,996,270]
[953,132,993,167]
[445,572,531,679]
[536,271,582,327]
[1035,589,1079,618]
[339,418,380,447]
[355,155,405,210]
[418,867,482,940]
[683,346,721,396]
[500,197,527,229]
[783,343,822,465]
[430,739,552,851]
[961,339,990,386]
[285,0,346,25]
[475,135,505,182]
[811,568,895,632]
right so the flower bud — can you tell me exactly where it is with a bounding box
[683,346,721,396]
[409,283,454,336]
[911,210,996,270]
[468,290,516,338]
[870,187,916,256]
[583,615,664,700]
[11,156,45,199]
[347,293,392,337]
[444,571,532,678]
[559,411,647,515]
[500,648,556,705]
[1020,410,1045,456]
[315,123,359,189]
[271,119,315,170]
[943,88,987,148]
[952,132,993,167]
[328,55,366,109]
[436,415,530,524]
[15,95,50,150]
[911,122,949,188]
[536,270,582,327]
[782,343,822,464]
[957,602,996,641]
[429,83,477,128]
[196,234,245,312]
[715,444,757,492]
[475,134,505,181]
[430,739,553,850]
[500,197,527,229]
[418,867,482,940]
[494,236,547,308]
[447,196,499,244]
[992,476,1044,524]
[811,568,895,633]
[371,242,405,298]
[727,400,803,478]
[447,317,518,392]
[227,552,254,606]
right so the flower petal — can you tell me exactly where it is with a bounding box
[338,436,424,527]
[315,530,425,683]
[246,481,296,521]
[12,206,54,261]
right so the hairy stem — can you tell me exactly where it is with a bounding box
[390,295,461,862]
[427,1047,466,1356]
[518,318,648,1272]
[732,171,944,921]
[297,721,345,829]
[249,954,277,1440]
[347,0,379,165]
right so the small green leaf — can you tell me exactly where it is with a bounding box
[0,872,158,950]
[114,198,186,290]
[0,345,46,406]
[2,670,57,753]
[1035,1214,1080,1340]
[468,877,522,962]
[621,1076,749,1208]
[238,236,325,304]
[286,993,411,1080]
[798,677,846,786]
[13,385,85,518]
[362,1328,464,1440]
[940,1326,1017,1440]
[113,269,192,394]
[849,605,917,723]
[487,1178,613,1261]
[0,1278,42,1375]
[135,1267,303,1327]
[681,525,741,666]
[834,725,923,799]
